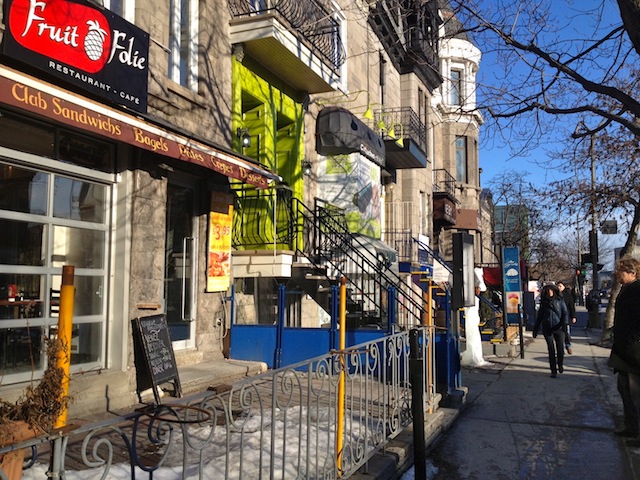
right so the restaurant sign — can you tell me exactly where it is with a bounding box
[0,66,279,188]
[3,0,149,113]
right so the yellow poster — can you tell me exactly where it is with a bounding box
[207,193,233,292]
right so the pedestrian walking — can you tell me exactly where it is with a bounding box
[557,281,577,354]
[608,256,640,444]
[533,284,568,378]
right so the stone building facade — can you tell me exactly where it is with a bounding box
[0,0,485,417]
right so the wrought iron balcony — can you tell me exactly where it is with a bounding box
[433,168,456,197]
[375,107,428,169]
[368,0,442,89]
[229,0,346,92]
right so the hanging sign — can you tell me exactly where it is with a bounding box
[502,246,522,324]
[3,0,150,113]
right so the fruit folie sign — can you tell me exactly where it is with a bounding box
[3,0,149,113]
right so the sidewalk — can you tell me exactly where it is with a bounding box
[353,307,640,479]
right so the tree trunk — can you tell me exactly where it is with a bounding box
[617,0,640,56]
[600,202,640,343]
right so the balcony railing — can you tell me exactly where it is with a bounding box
[376,107,427,155]
[433,168,456,197]
[228,0,346,71]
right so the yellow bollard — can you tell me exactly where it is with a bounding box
[54,265,75,429]
[336,276,347,476]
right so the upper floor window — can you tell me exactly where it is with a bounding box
[450,69,462,106]
[103,0,133,22]
[455,136,467,183]
[169,0,199,89]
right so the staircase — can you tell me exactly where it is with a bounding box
[232,185,426,329]
[293,198,425,329]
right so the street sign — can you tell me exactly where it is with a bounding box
[601,220,617,234]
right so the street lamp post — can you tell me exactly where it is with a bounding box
[574,120,600,328]
[588,133,600,329]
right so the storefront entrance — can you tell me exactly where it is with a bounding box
[164,181,196,347]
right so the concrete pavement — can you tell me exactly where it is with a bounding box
[353,306,640,480]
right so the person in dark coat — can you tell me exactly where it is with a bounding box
[557,282,577,354]
[609,256,640,444]
[533,284,569,378]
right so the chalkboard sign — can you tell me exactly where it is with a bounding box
[132,314,182,404]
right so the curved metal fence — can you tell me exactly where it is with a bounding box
[1,328,435,479]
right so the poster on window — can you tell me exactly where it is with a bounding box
[207,193,233,292]
[316,152,381,237]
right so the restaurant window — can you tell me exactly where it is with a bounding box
[0,119,112,382]
[169,0,198,89]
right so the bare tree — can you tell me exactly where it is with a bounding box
[444,0,640,343]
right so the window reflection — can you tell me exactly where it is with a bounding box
[53,177,105,223]
[0,219,45,266]
[0,327,43,373]
[51,226,105,269]
[0,163,48,215]
[51,275,103,317]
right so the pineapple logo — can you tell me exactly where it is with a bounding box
[84,20,108,61]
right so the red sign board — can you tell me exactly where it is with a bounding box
[3,0,149,112]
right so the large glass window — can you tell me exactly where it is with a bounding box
[455,136,468,183]
[169,0,198,89]
[0,154,110,379]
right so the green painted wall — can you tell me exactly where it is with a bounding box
[232,58,305,251]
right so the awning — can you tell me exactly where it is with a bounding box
[0,65,281,188]
[316,106,385,166]
[353,234,397,267]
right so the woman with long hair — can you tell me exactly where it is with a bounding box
[533,284,569,378]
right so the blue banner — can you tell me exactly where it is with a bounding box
[502,246,522,324]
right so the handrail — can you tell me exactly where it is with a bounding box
[296,198,425,327]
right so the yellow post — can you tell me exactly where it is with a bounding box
[54,265,74,429]
[426,281,434,413]
[336,276,347,476]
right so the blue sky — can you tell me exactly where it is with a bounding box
[474,0,624,190]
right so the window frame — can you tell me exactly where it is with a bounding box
[0,143,114,383]
[455,135,468,183]
[169,0,199,90]
[450,68,463,106]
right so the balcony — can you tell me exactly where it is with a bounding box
[433,168,456,198]
[229,0,346,93]
[368,0,442,90]
[375,107,428,169]
[433,169,456,226]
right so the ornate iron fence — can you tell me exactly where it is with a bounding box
[1,328,434,480]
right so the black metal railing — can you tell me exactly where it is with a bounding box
[232,185,297,250]
[228,0,346,71]
[375,107,427,155]
[433,168,456,197]
[232,188,425,328]
[383,230,452,273]
[298,198,425,328]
